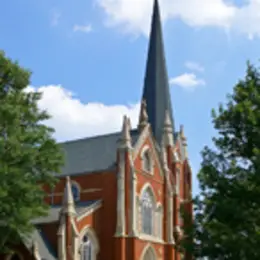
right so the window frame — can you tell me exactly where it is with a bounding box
[156,204,163,239]
[71,181,81,202]
[141,146,153,174]
[139,184,156,236]
[78,227,99,260]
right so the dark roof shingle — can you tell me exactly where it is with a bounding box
[59,129,139,176]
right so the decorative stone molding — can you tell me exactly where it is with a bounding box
[78,226,100,260]
[140,145,154,175]
[140,244,158,260]
[77,200,102,221]
[129,154,138,237]
[115,151,126,237]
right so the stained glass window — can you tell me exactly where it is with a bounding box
[143,150,151,172]
[141,190,153,235]
[71,183,80,202]
[81,235,92,260]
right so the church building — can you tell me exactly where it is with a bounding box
[3,0,192,259]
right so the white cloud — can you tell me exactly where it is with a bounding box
[170,73,205,90]
[185,61,204,72]
[73,24,93,33]
[28,85,139,142]
[96,0,260,39]
[50,10,61,27]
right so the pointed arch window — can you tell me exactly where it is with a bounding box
[79,228,99,260]
[142,147,152,173]
[81,235,93,260]
[71,182,80,202]
[141,189,154,235]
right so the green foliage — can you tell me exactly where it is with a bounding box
[181,62,260,259]
[0,51,64,252]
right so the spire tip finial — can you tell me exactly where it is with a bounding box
[119,115,132,148]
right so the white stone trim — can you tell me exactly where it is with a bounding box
[138,234,165,244]
[139,183,159,238]
[115,150,126,237]
[133,125,164,178]
[32,241,42,260]
[175,168,180,195]
[161,146,174,194]
[57,221,66,260]
[140,244,158,260]
[77,200,102,222]
[140,145,154,175]
[177,134,187,162]
[133,124,150,156]
[139,183,157,203]
[78,226,100,260]
[167,189,175,244]
[136,195,140,234]
[71,217,80,237]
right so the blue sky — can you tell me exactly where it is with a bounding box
[1,0,260,194]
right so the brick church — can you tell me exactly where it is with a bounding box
[3,0,192,259]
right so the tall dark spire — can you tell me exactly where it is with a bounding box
[141,0,174,144]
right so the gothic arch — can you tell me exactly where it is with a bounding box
[140,145,150,158]
[139,183,157,235]
[140,145,153,174]
[140,244,157,260]
[139,183,156,203]
[79,225,100,254]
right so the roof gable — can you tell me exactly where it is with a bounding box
[59,130,140,176]
[23,228,57,260]
[133,125,163,177]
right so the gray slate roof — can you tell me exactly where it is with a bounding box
[23,228,57,260]
[32,200,100,224]
[59,129,140,176]
[27,201,100,259]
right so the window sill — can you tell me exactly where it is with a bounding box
[138,234,164,244]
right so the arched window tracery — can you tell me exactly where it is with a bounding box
[141,146,153,173]
[79,228,99,260]
[140,187,155,235]
[81,234,93,260]
[143,150,151,172]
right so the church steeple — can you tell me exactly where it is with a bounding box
[141,0,175,144]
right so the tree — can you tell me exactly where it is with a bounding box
[181,62,260,259]
[0,51,63,253]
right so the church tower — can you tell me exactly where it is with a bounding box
[142,0,175,145]
[3,1,192,260]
